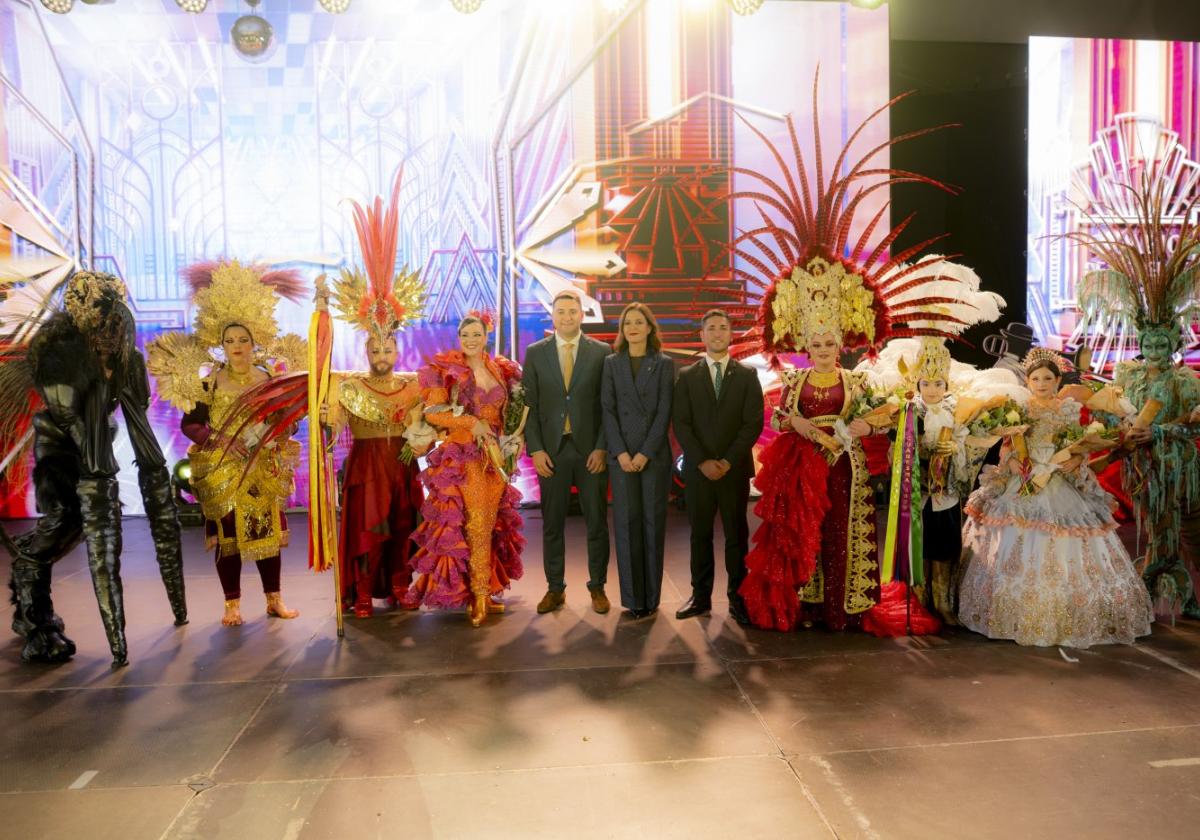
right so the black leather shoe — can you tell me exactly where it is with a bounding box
[728,599,752,627]
[675,597,711,620]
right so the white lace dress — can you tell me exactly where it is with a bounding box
[958,398,1152,647]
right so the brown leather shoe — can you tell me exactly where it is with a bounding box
[537,590,566,614]
[590,588,611,614]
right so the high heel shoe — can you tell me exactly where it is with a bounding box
[487,597,505,614]
[222,598,243,627]
[468,593,489,627]
[265,592,299,619]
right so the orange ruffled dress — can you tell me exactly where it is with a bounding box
[408,351,524,608]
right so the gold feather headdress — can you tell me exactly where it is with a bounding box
[146,260,308,412]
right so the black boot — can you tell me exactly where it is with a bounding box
[78,476,128,667]
[9,557,75,663]
[139,465,188,625]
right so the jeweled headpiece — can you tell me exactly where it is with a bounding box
[1022,347,1070,375]
[906,336,952,386]
[771,256,877,351]
[731,72,977,361]
[332,169,425,345]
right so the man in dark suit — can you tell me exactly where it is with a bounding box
[523,289,614,614]
[672,309,764,625]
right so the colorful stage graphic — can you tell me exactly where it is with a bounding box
[0,0,888,514]
[1027,35,1200,360]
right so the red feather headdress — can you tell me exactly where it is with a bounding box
[715,70,974,362]
[333,167,425,343]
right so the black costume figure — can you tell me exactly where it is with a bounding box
[6,272,186,667]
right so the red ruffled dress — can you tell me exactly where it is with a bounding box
[739,368,881,631]
[408,351,525,609]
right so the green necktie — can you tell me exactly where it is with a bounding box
[714,361,723,398]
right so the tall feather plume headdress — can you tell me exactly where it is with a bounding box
[332,167,425,345]
[715,71,987,362]
[1066,167,1200,366]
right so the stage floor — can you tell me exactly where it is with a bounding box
[2,510,1200,839]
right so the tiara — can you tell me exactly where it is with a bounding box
[1021,347,1070,374]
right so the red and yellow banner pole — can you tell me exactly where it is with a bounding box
[307,308,343,637]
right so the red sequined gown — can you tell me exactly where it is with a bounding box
[740,368,880,631]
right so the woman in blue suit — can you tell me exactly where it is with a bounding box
[601,302,674,618]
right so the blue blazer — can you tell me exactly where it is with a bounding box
[601,350,674,462]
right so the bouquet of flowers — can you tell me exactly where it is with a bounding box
[1050,420,1118,466]
[967,399,1029,438]
[848,385,902,429]
[499,379,529,476]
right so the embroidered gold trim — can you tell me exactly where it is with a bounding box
[843,437,879,614]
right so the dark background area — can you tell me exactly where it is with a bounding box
[881,0,1200,365]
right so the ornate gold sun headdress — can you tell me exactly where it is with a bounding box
[146,260,308,412]
[63,270,129,332]
[770,256,877,351]
[332,169,425,345]
[1021,347,1070,375]
[190,261,287,350]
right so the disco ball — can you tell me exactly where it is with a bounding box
[449,0,484,13]
[231,14,273,61]
[39,0,74,14]
[319,0,352,12]
[175,0,208,12]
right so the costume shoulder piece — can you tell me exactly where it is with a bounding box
[779,368,807,389]
[493,355,521,385]
[338,374,418,427]
[146,331,213,413]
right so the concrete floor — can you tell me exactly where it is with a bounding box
[2,509,1200,840]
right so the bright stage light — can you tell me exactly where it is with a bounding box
[39,0,74,13]
[449,0,484,12]
[603,0,630,12]
[319,0,352,12]
[849,0,887,8]
[174,0,208,13]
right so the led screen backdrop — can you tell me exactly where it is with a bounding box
[1027,35,1200,357]
[0,0,888,514]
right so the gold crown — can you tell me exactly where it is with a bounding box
[906,336,952,387]
[770,256,877,351]
[63,271,129,331]
[192,261,282,351]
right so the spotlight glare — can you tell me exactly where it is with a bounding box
[849,0,887,9]
[175,0,209,12]
[40,0,75,13]
[449,0,484,13]
[319,0,352,12]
